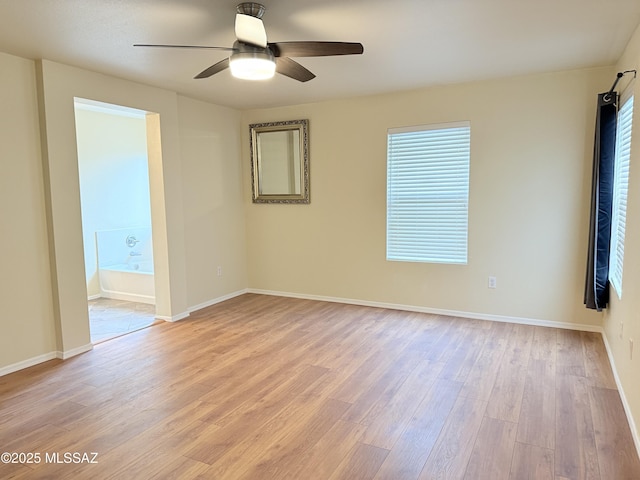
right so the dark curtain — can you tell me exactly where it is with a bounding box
[584,92,618,311]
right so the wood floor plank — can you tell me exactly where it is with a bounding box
[436,325,486,382]
[0,463,32,479]
[486,358,528,423]
[339,349,423,424]
[530,326,557,361]
[280,420,368,480]
[421,319,458,363]
[360,358,444,449]
[373,379,463,480]
[237,398,351,480]
[463,416,518,480]
[328,345,410,404]
[589,386,640,479]
[328,442,389,480]
[204,394,337,479]
[0,294,638,480]
[581,332,617,389]
[458,323,510,400]
[105,449,210,480]
[96,401,217,479]
[144,455,210,479]
[516,358,556,450]
[183,364,328,466]
[486,324,533,423]
[418,393,488,479]
[555,374,600,479]
[0,420,71,454]
[556,329,587,376]
[509,442,554,480]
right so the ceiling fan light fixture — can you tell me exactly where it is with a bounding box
[136,3,364,83]
[229,50,275,80]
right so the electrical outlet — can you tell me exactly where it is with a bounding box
[630,338,634,360]
[217,266,223,277]
[488,276,497,289]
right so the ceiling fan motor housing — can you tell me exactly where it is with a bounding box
[231,40,274,60]
[236,2,265,19]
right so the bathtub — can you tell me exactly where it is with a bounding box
[99,261,155,305]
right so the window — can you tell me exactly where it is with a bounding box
[387,121,470,264]
[609,95,634,298]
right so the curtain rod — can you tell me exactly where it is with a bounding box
[607,69,637,95]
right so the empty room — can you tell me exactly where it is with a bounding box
[2,1,640,478]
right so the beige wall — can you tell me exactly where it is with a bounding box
[0,52,57,369]
[0,54,247,373]
[177,96,248,308]
[36,59,187,351]
[243,68,609,328]
[603,20,640,449]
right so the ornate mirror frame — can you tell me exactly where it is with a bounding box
[250,119,309,204]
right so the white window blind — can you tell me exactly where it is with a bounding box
[609,95,634,298]
[387,121,470,264]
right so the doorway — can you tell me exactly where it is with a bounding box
[74,99,159,343]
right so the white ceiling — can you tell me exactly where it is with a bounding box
[1,0,640,110]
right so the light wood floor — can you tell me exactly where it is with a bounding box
[1,294,639,479]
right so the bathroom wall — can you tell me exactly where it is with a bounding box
[97,226,156,303]
[95,226,154,269]
[74,104,151,297]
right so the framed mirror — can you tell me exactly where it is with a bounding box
[250,119,309,204]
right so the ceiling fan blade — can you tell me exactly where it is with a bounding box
[275,57,316,82]
[269,41,364,58]
[235,13,267,47]
[194,58,230,79]
[134,44,235,51]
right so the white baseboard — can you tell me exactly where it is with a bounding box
[600,331,640,459]
[56,343,93,360]
[155,289,249,322]
[87,293,101,301]
[155,311,190,322]
[247,288,602,332]
[188,289,249,313]
[101,290,155,305]
[0,352,58,377]
[0,343,92,376]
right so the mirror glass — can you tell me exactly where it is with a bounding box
[250,119,309,203]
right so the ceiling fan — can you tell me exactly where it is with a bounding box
[134,2,364,82]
